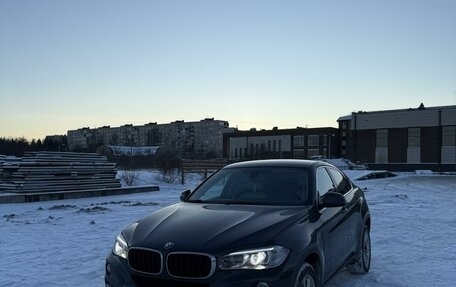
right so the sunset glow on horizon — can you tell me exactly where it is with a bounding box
[1,0,455,140]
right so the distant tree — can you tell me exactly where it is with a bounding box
[30,139,39,151]
[155,147,181,183]
[43,137,57,151]
[40,136,67,152]
[0,136,68,155]
[0,137,37,156]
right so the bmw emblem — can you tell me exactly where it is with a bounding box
[164,241,174,250]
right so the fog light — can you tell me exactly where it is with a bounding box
[257,282,269,287]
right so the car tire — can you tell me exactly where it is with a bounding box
[294,263,320,287]
[348,226,371,274]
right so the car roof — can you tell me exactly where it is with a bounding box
[222,159,333,169]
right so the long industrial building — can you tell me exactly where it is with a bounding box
[338,104,456,171]
[224,127,339,160]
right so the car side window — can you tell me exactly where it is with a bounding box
[316,168,335,197]
[328,168,352,194]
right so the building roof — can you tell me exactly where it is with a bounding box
[67,118,230,133]
[225,127,338,138]
[349,104,456,130]
[352,104,456,116]
[337,115,352,122]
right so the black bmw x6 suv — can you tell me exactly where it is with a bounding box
[105,160,371,287]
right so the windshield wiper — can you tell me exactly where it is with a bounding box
[186,199,227,204]
[185,199,205,203]
[186,199,267,205]
[223,201,266,205]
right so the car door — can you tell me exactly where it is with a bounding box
[327,167,363,256]
[316,167,352,278]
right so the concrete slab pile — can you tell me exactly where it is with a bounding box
[0,152,121,193]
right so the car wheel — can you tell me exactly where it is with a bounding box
[348,226,371,274]
[295,263,320,287]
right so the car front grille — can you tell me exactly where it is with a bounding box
[167,253,215,279]
[128,249,215,279]
[128,248,162,274]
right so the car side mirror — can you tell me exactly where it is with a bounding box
[320,192,347,208]
[180,190,191,202]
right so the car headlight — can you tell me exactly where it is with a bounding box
[218,246,289,270]
[113,233,128,260]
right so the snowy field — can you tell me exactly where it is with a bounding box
[1,170,456,287]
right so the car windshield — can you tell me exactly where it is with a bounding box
[187,167,311,206]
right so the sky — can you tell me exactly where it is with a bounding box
[1,0,455,140]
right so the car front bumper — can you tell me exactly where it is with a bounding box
[105,250,300,287]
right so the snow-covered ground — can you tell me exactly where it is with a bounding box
[1,170,455,286]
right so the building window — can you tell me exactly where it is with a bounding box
[293,135,305,147]
[376,129,388,148]
[442,126,456,146]
[308,135,319,147]
[268,140,271,152]
[293,149,305,159]
[308,148,320,158]
[239,148,243,158]
[322,135,327,147]
[407,128,421,163]
[408,128,421,147]
[273,140,277,152]
[234,148,238,158]
[442,126,456,164]
[375,129,388,163]
[278,140,282,151]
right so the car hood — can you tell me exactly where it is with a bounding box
[130,202,310,254]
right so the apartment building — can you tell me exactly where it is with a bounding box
[67,118,234,159]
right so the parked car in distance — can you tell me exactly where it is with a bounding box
[105,159,371,287]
